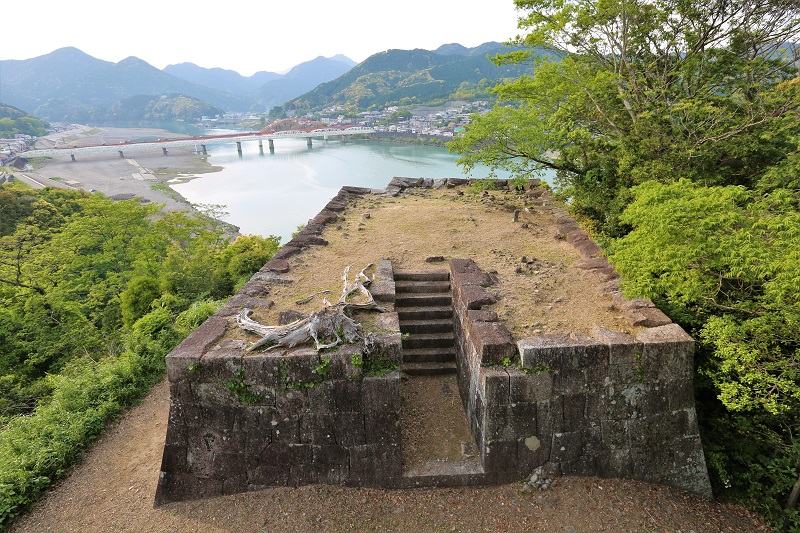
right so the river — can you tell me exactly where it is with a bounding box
[169,137,552,243]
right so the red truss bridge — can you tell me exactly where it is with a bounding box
[19,119,376,159]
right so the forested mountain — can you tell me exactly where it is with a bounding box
[270,42,543,117]
[0,48,356,121]
[0,104,47,137]
[105,94,224,122]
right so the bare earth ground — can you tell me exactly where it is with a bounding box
[9,133,769,531]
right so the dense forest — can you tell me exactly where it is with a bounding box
[451,0,800,528]
[0,184,279,526]
[0,105,47,138]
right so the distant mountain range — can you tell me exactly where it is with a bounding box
[0,43,537,124]
[271,42,542,117]
[0,47,355,122]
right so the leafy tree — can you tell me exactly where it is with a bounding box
[609,179,800,527]
[450,0,800,235]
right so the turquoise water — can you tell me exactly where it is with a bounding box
[170,138,551,243]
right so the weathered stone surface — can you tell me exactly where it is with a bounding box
[624,307,673,327]
[566,230,604,258]
[454,283,496,310]
[223,295,274,312]
[369,281,395,303]
[264,258,290,273]
[167,316,229,381]
[272,245,303,260]
[468,309,498,322]
[470,321,516,365]
[340,186,373,195]
[375,259,393,281]
[374,312,400,333]
[289,234,329,247]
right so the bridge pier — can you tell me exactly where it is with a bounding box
[236,141,242,155]
[201,145,208,155]
[162,147,169,156]
[268,139,275,153]
[118,150,125,158]
[70,154,76,161]
[341,135,347,144]
[307,137,313,148]
[258,140,264,155]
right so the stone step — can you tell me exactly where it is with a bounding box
[395,280,451,294]
[395,294,452,308]
[402,347,456,364]
[398,319,453,334]
[394,271,450,282]
[401,361,458,375]
[397,306,453,321]
[402,332,455,349]
[400,460,486,488]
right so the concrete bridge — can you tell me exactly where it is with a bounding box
[19,119,376,160]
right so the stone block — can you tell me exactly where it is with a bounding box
[666,379,696,411]
[313,446,350,485]
[370,281,396,303]
[246,444,290,487]
[300,412,337,445]
[536,396,564,437]
[562,394,587,432]
[349,444,403,486]
[273,245,303,260]
[553,367,588,396]
[455,283,496,310]
[372,333,402,366]
[237,278,271,298]
[199,340,246,383]
[364,410,401,445]
[340,186,373,195]
[480,367,510,406]
[624,307,672,327]
[334,411,366,447]
[288,444,316,486]
[482,439,519,473]
[269,413,301,445]
[636,324,695,381]
[282,347,323,385]
[307,380,335,414]
[468,309,498,322]
[375,259,394,281]
[326,347,363,381]
[470,321,516,365]
[363,373,401,412]
[309,209,338,226]
[275,389,311,417]
[374,312,400,333]
[264,258,290,273]
[518,335,601,372]
[516,433,551,473]
[508,401,537,436]
[509,368,554,403]
[331,379,363,412]
[224,294,274,311]
[550,430,585,464]
[241,351,284,388]
[155,471,223,505]
[167,316,230,382]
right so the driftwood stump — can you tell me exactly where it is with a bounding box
[237,264,386,351]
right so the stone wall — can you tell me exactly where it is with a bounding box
[449,256,713,498]
[155,188,405,505]
[155,177,713,505]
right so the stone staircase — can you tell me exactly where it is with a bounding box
[394,270,457,375]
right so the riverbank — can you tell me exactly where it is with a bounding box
[27,126,222,213]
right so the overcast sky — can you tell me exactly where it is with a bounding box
[3,1,524,75]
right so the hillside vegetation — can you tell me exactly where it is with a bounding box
[0,105,47,138]
[270,43,545,117]
[451,0,800,528]
[0,184,280,527]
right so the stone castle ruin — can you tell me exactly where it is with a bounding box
[154,178,713,505]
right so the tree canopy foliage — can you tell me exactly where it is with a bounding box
[450,0,800,234]
[0,183,279,526]
[451,0,800,527]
